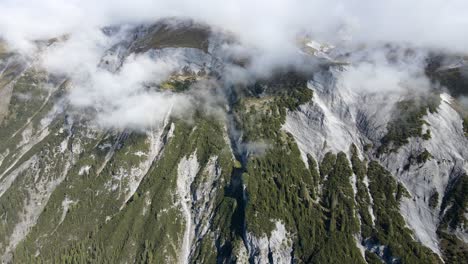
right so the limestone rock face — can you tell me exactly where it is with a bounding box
[0,20,466,264]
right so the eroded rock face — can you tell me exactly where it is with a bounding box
[284,67,403,163]
[176,152,200,264]
[381,95,468,254]
[284,66,468,259]
[246,221,293,264]
[0,20,466,264]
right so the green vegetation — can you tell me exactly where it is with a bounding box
[233,159,242,169]
[378,96,441,155]
[363,161,441,263]
[306,153,320,198]
[239,74,434,262]
[351,146,441,263]
[13,113,237,263]
[131,22,210,53]
[0,65,457,263]
[437,231,468,264]
[417,149,433,164]
[426,56,468,97]
[422,129,432,140]
[310,152,364,263]
[439,174,468,231]
[10,127,138,262]
[235,74,366,262]
[428,189,439,209]
[160,75,198,92]
[403,149,433,171]
[319,152,336,179]
[350,145,373,238]
[437,174,468,263]
[0,69,67,178]
[426,56,468,161]
[0,69,48,135]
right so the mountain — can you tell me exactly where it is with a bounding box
[0,20,466,264]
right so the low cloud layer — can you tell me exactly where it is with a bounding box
[2,0,468,53]
[40,28,193,129]
[339,48,431,95]
[1,0,467,129]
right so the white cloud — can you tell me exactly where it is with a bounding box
[1,0,466,129]
[339,48,431,95]
[40,28,189,129]
[2,0,468,54]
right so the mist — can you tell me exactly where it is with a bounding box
[2,0,468,53]
[1,0,467,129]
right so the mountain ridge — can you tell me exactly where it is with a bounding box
[0,20,466,263]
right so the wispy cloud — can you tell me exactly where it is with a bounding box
[1,0,466,129]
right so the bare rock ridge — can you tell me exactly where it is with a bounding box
[0,21,466,263]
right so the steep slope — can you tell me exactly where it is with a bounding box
[0,21,466,264]
[283,66,468,262]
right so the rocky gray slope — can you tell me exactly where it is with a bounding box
[0,21,466,263]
